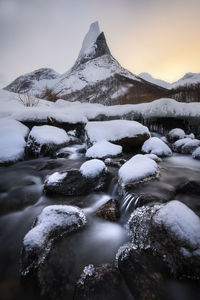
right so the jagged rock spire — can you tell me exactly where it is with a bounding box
[73,21,111,68]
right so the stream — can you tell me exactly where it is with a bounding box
[0,144,200,299]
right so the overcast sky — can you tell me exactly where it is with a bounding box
[0,0,200,87]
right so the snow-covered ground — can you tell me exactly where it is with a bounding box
[1,89,200,125]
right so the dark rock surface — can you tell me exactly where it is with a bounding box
[94,199,120,222]
[44,169,110,196]
[74,263,132,300]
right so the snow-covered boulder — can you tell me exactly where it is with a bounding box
[0,118,29,164]
[85,120,150,151]
[181,139,200,154]
[80,159,107,178]
[167,128,185,143]
[86,140,122,159]
[44,161,109,196]
[172,138,192,153]
[192,147,200,160]
[125,200,200,279]
[26,125,71,157]
[142,137,172,157]
[21,205,87,297]
[118,154,159,187]
[22,205,87,274]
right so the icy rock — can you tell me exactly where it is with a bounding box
[0,118,29,164]
[127,200,200,279]
[26,125,71,157]
[44,165,109,196]
[86,140,122,159]
[192,147,200,160]
[22,205,87,277]
[74,263,132,300]
[85,120,150,151]
[142,137,172,157]
[167,128,185,143]
[118,154,159,186]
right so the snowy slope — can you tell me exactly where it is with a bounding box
[139,72,171,89]
[172,72,200,88]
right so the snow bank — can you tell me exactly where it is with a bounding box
[154,200,200,248]
[29,125,70,145]
[142,137,172,157]
[80,159,107,178]
[0,118,29,163]
[23,205,87,251]
[85,120,150,143]
[86,140,122,158]
[118,154,158,185]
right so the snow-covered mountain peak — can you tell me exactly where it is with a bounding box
[73,21,111,68]
[78,21,100,59]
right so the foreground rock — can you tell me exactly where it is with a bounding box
[0,118,29,165]
[25,125,71,157]
[142,137,172,157]
[118,154,159,189]
[85,120,150,152]
[126,200,200,279]
[74,264,132,300]
[94,199,120,222]
[21,205,87,296]
[117,245,167,300]
[44,160,110,196]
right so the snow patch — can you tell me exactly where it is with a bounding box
[29,125,70,145]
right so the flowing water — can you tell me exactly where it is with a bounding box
[0,145,200,299]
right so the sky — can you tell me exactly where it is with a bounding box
[0,0,200,87]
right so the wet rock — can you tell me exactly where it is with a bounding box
[44,168,110,196]
[116,245,167,300]
[21,205,87,296]
[74,263,132,300]
[127,201,200,280]
[94,199,120,222]
[104,158,126,168]
[176,180,200,195]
